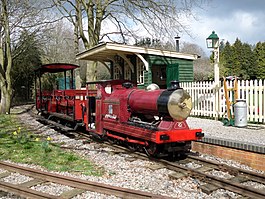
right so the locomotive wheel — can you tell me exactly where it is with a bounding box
[144,143,159,157]
[127,143,138,152]
[108,137,117,145]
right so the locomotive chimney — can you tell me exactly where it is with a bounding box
[175,36,180,52]
[169,80,180,90]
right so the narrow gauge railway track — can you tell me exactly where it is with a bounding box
[0,161,173,199]
[97,144,265,199]
[14,107,265,198]
[162,156,265,199]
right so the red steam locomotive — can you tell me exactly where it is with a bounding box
[35,63,203,157]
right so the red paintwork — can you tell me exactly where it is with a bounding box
[37,76,203,153]
[35,63,79,74]
[128,89,162,115]
[36,89,88,122]
[102,120,201,144]
[83,80,203,150]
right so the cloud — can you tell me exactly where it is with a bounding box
[99,0,265,57]
[181,7,265,56]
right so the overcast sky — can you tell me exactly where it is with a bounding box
[181,0,265,54]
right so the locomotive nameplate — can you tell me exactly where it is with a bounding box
[104,114,117,120]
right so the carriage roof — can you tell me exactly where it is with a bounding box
[34,63,79,74]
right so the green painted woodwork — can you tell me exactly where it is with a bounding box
[144,70,152,87]
[130,54,194,89]
[137,84,145,89]
[147,55,194,83]
[166,64,179,88]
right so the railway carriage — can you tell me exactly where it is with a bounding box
[35,63,89,128]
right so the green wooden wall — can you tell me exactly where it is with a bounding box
[147,55,194,83]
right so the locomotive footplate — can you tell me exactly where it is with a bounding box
[103,121,203,144]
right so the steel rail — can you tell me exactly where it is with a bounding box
[0,181,58,199]
[23,109,265,198]
[0,161,172,199]
[158,158,265,199]
[99,144,265,199]
[187,155,265,184]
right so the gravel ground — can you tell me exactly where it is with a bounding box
[73,192,121,199]
[205,170,234,179]
[0,169,6,174]
[181,162,202,169]
[31,183,73,196]
[1,105,264,199]
[0,173,33,184]
[187,117,265,146]
[242,181,265,189]
[0,193,24,199]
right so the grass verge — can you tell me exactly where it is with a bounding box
[0,114,103,176]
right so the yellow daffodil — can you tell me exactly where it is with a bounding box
[13,131,17,135]
[17,127,21,133]
[47,137,52,141]
[35,138,40,142]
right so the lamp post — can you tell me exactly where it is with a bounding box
[206,31,220,119]
[206,31,220,86]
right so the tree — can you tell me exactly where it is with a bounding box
[0,0,56,114]
[42,21,76,64]
[181,42,212,81]
[220,39,255,79]
[181,42,206,57]
[253,42,265,79]
[241,42,255,79]
[52,0,210,82]
[11,31,42,103]
[220,41,234,77]
[0,0,13,113]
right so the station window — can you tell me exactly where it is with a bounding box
[124,62,131,80]
[114,64,121,79]
[137,59,145,84]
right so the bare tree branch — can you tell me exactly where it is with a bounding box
[50,0,210,82]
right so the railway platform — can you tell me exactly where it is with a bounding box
[187,117,265,171]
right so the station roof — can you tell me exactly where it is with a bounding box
[35,63,79,74]
[76,42,199,62]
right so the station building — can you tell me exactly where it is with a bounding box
[76,43,199,89]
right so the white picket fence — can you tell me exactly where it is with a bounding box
[180,79,265,123]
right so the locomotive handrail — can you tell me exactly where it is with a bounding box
[86,79,135,86]
[55,96,62,101]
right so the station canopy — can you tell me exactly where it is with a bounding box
[35,63,79,74]
[76,42,198,66]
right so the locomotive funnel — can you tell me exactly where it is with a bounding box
[167,89,192,121]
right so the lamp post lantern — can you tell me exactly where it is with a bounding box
[206,31,220,119]
[206,31,220,86]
